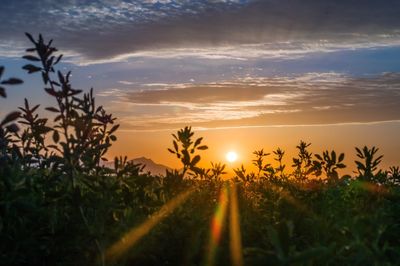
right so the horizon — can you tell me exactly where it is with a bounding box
[1,0,399,174]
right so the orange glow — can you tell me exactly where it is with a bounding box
[109,122,400,175]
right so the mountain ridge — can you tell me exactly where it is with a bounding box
[103,157,172,176]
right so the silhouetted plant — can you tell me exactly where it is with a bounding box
[0,66,23,170]
[314,150,346,183]
[252,149,274,180]
[14,98,52,168]
[0,66,23,98]
[205,162,227,180]
[113,155,143,179]
[18,33,120,264]
[273,147,286,179]
[292,141,314,181]
[167,126,208,178]
[22,33,118,180]
[234,164,256,183]
[355,146,383,181]
[387,166,400,184]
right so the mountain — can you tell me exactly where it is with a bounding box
[131,157,172,176]
[102,157,172,176]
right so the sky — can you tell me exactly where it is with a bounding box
[1,0,400,172]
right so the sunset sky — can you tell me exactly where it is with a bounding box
[1,0,400,172]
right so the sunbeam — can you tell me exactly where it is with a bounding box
[205,184,229,266]
[229,183,243,266]
[105,188,194,262]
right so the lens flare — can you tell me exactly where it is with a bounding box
[205,184,229,266]
[229,183,243,266]
[105,188,194,262]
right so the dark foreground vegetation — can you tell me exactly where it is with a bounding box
[1,34,400,266]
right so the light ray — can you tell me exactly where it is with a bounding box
[229,183,243,266]
[205,184,229,266]
[105,188,194,262]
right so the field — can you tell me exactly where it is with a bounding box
[1,34,400,266]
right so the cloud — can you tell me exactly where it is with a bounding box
[1,0,400,62]
[99,72,400,130]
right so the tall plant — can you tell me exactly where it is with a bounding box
[22,33,119,180]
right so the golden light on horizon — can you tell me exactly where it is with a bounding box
[226,151,238,163]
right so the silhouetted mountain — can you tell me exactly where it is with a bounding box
[102,157,171,176]
[132,157,172,176]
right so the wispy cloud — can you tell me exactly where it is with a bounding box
[98,72,400,130]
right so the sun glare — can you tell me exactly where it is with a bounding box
[226,151,238,163]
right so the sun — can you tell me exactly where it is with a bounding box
[226,151,238,163]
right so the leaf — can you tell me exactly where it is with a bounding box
[57,71,65,84]
[68,89,82,96]
[338,153,345,162]
[45,88,58,97]
[182,150,190,165]
[331,151,336,162]
[167,148,175,154]
[54,54,63,65]
[46,56,54,70]
[315,154,323,161]
[191,166,204,175]
[31,104,40,113]
[191,155,201,166]
[1,78,23,85]
[336,163,346,169]
[25,32,36,44]
[1,111,20,126]
[45,107,60,112]
[197,145,208,150]
[355,161,365,170]
[51,81,60,87]
[22,55,40,62]
[194,137,203,147]
[355,147,363,157]
[23,64,41,73]
[42,72,49,84]
[110,135,117,141]
[109,124,120,134]
[6,123,19,133]
[0,86,5,98]
[52,130,60,143]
